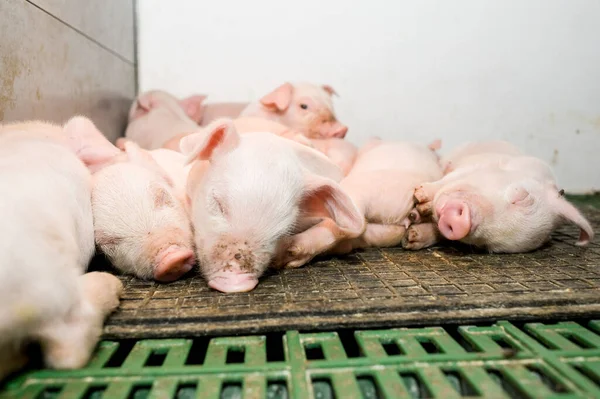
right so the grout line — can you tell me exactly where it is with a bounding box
[133,0,139,95]
[24,0,134,65]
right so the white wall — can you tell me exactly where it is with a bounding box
[138,0,600,193]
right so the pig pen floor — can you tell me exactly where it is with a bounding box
[97,201,600,339]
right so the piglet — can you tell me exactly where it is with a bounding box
[240,82,348,139]
[124,90,206,150]
[0,120,122,379]
[276,138,443,267]
[68,117,196,282]
[180,119,363,293]
[413,140,594,252]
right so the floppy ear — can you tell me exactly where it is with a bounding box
[279,138,344,182]
[260,82,293,112]
[505,183,535,207]
[550,192,594,246]
[122,141,174,186]
[179,94,207,123]
[300,174,365,238]
[179,118,240,165]
[62,116,120,173]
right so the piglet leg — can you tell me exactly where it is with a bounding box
[327,223,407,254]
[276,218,344,269]
[402,223,441,250]
[37,272,122,369]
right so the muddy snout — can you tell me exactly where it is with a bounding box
[204,239,261,293]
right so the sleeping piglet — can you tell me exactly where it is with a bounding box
[124,90,206,150]
[413,140,594,252]
[68,117,195,282]
[275,138,443,268]
[180,118,364,293]
[0,119,122,379]
[240,82,348,139]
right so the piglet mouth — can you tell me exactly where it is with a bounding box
[208,271,259,293]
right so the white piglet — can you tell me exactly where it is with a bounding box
[181,119,364,293]
[0,120,122,380]
[414,140,594,252]
[66,118,196,282]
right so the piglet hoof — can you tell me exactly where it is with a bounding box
[402,226,424,250]
[416,202,433,217]
[154,246,196,283]
[283,246,312,269]
[413,185,430,204]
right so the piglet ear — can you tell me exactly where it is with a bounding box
[260,82,293,111]
[551,193,594,246]
[122,141,174,186]
[179,94,207,123]
[505,184,534,207]
[300,174,365,238]
[286,139,344,182]
[62,116,120,173]
[180,118,240,165]
[128,92,154,122]
[322,84,339,97]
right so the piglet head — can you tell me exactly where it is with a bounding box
[432,173,594,252]
[182,118,346,292]
[93,143,195,282]
[128,90,207,124]
[260,82,348,139]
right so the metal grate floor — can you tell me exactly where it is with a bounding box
[98,208,600,339]
[2,320,600,398]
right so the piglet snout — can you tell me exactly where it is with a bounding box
[208,270,258,293]
[330,123,348,139]
[319,122,348,139]
[436,200,471,240]
[154,245,195,282]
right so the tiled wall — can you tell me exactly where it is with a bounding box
[0,0,136,142]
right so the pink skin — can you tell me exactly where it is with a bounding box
[125,90,206,150]
[199,102,249,126]
[207,271,258,293]
[154,246,196,282]
[240,82,348,139]
[435,197,471,240]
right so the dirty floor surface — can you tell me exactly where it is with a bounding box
[98,200,600,339]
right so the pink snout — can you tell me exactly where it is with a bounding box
[436,200,471,241]
[154,245,196,282]
[208,271,258,293]
[318,122,348,139]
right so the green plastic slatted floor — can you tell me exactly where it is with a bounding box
[2,320,600,398]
